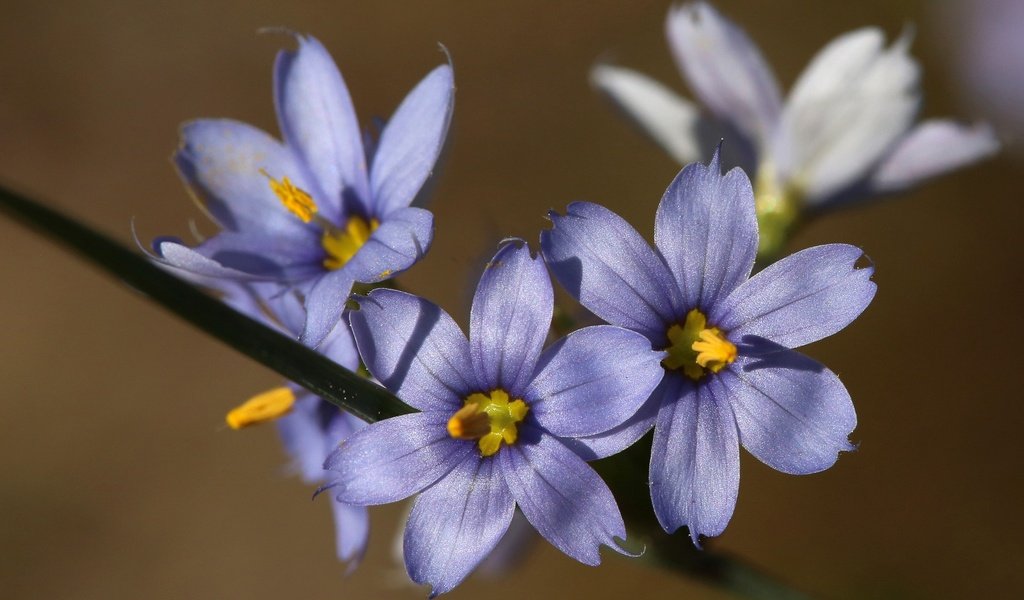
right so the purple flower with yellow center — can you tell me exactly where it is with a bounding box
[541,150,877,544]
[325,241,665,595]
[155,34,454,346]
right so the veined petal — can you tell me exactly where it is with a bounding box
[331,500,370,568]
[650,374,739,544]
[666,2,782,146]
[349,288,477,411]
[526,325,665,438]
[320,316,359,370]
[274,34,369,221]
[154,239,267,281]
[192,230,322,279]
[715,244,876,348]
[343,206,434,285]
[591,64,704,164]
[655,151,758,311]
[501,432,630,565]
[325,412,471,505]
[774,28,920,201]
[563,382,662,460]
[299,269,355,348]
[869,120,1000,193]
[725,352,857,475]
[370,64,454,217]
[404,455,514,597]
[276,394,336,483]
[470,240,552,396]
[542,201,680,343]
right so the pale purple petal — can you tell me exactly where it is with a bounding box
[348,289,477,411]
[650,374,739,543]
[666,2,782,146]
[542,201,680,343]
[476,511,536,577]
[724,353,856,475]
[404,455,514,596]
[469,240,552,396]
[654,151,758,311]
[526,325,665,438]
[299,269,354,348]
[370,64,454,217]
[325,412,471,505]
[869,120,999,193]
[501,432,629,565]
[331,500,370,568]
[320,317,359,370]
[563,384,662,460]
[342,206,433,284]
[191,231,322,279]
[715,244,876,348]
[154,239,266,280]
[274,34,369,221]
[276,393,333,483]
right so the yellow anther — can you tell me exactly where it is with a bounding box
[447,389,529,457]
[226,386,296,430]
[261,169,318,223]
[662,309,737,380]
[322,216,379,270]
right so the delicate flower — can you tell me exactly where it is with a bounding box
[325,241,665,595]
[155,34,454,346]
[541,150,877,544]
[593,1,998,257]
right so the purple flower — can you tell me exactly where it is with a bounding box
[541,150,877,544]
[155,34,454,346]
[325,241,665,595]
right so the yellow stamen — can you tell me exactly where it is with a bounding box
[447,389,529,457]
[322,216,380,270]
[662,309,737,380]
[226,386,296,429]
[261,169,318,223]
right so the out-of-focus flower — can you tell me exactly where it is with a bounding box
[155,34,454,346]
[541,150,876,544]
[325,241,664,596]
[593,2,998,257]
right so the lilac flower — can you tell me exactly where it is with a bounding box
[325,241,665,595]
[541,151,876,544]
[155,34,454,346]
[593,2,998,255]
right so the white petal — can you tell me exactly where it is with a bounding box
[869,120,1000,193]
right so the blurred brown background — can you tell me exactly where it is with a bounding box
[1,1,1021,598]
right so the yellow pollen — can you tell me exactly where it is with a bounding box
[261,169,318,223]
[662,309,737,381]
[447,389,529,457]
[322,216,379,270]
[226,386,296,430]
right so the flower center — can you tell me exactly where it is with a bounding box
[662,309,737,381]
[447,389,529,457]
[753,163,800,261]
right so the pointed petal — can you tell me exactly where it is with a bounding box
[563,382,662,460]
[331,500,370,568]
[348,288,476,411]
[541,201,680,342]
[343,206,434,285]
[276,394,336,483]
[404,455,514,596]
[319,315,359,369]
[371,64,454,216]
[325,412,471,505]
[666,2,782,146]
[715,244,876,348]
[274,35,369,221]
[300,269,354,348]
[501,432,629,565]
[774,28,920,201]
[725,352,857,475]
[655,151,758,311]
[650,374,739,543]
[869,119,1000,193]
[527,325,665,438]
[470,240,552,396]
[154,239,267,280]
[191,230,321,279]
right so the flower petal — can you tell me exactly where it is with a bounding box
[470,240,552,396]
[192,230,322,279]
[404,455,514,596]
[276,394,337,483]
[724,352,857,475]
[654,150,758,311]
[331,500,370,568]
[562,384,662,460]
[715,244,876,348]
[348,288,476,411]
[325,412,471,505]
[526,325,665,438]
[344,206,434,284]
[153,239,266,280]
[650,374,739,543]
[274,34,369,221]
[869,119,1000,193]
[501,431,629,565]
[773,28,920,201]
[666,2,782,146]
[370,64,454,216]
[541,201,680,343]
[299,269,354,348]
